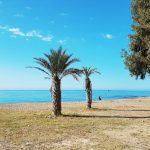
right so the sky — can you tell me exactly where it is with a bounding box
[0,0,150,90]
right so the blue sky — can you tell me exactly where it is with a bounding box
[0,0,150,90]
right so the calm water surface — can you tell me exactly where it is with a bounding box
[0,90,150,104]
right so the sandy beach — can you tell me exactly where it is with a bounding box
[0,97,150,150]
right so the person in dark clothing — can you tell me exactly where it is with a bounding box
[98,96,101,100]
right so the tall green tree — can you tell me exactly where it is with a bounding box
[82,67,100,108]
[122,0,150,79]
[30,47,81,116]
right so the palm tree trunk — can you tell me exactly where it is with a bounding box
[85,78,92,108]
[86,89,92,108]
[51,76,61,116]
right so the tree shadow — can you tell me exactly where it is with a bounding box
[121,109,150,111]
[63,114,150,119]
[90,108,150,112]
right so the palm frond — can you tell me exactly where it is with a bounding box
[34,58,51,72]
[27,66,50,76]
[60,68,82,80]
[89,68,101,75]
[65,58,80,69]
[44,77,51,79]
[29,47,80,80]
[82,67,101,78]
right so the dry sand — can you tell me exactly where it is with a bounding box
[0,97,150,150]
[0,97,150,118]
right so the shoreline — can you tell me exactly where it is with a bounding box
[0,97,150,149]
[0,97,150,112]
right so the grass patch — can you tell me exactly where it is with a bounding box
[0,109,133,149]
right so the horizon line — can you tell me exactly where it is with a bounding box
[0,89,150,91]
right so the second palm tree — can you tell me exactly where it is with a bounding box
[82,67,100,108]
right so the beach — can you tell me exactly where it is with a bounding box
[0,97,150,150]
[1,0,150,149]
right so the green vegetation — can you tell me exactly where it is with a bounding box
[81,67,100,108]
[122,0,150,79]
[29,47,81,116]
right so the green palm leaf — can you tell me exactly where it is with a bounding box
[28,46,80,80]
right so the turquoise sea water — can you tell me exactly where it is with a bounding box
[0,90,150,104]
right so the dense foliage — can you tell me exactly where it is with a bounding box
[122,0,150,79]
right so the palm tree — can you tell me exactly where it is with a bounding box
[29,47,81,116]
[82,67,100,108]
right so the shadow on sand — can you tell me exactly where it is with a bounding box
[89,107,150,112]
[63,114,150,119]
[62,107,150,119]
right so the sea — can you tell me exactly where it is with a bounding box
[0,90,150,104]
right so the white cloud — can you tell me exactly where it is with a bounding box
[26,30,52,42]
[102,34,114,39]
[14,14,24,18]
[26,30,42,38]
[42,36,53,42]
[9,28,25,36]
[0,24,53,42]
[25,6,32,10]
[59,12,68,16]
[58,40,66,45]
